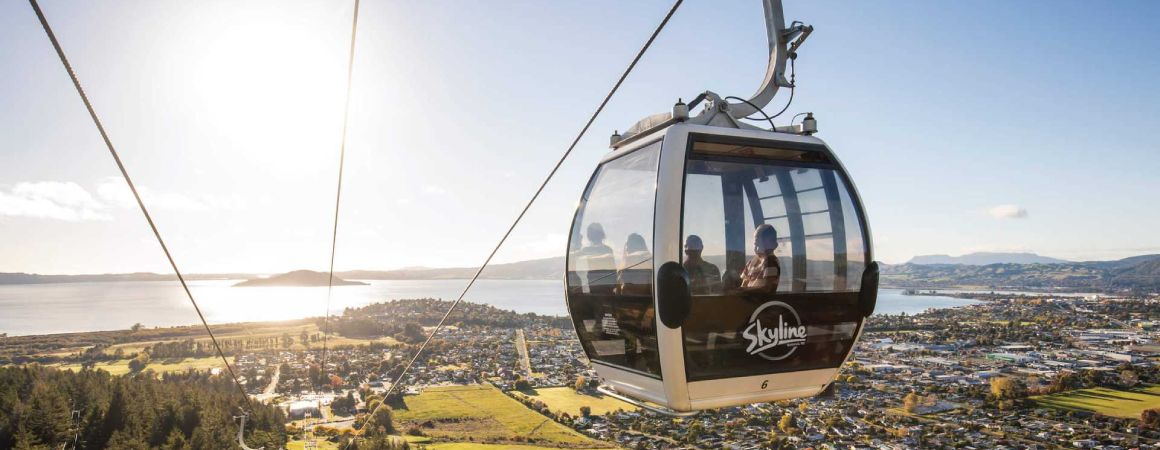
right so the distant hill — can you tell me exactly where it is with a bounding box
[233,270,368,287]
[907,252,1070,265]
[1106,256,1160,288]
[884,254,1160,293]
[338,256,565,281]
[0,272,252,285]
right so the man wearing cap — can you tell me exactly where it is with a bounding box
[682,235,721,295]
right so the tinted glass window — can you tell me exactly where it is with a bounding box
[680,139,867,381]
[566,142,661,378]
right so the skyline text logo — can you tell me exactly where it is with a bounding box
[742,301,807,361]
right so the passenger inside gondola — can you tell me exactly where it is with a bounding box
[581,222,617,294]
[739,224,781,293]
[682,235,721,294]
[616,233,652,295]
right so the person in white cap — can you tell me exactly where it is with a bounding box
[682,234,721,295]
[739,224,781,293]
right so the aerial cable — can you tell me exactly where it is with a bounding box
[766,56,796,119]
[726,96,776,130]
[344,0,684,446]
[736,56,796,127]
[320,0,362,393]
[27,0,252,410]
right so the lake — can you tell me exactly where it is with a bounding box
[0,280,979,336]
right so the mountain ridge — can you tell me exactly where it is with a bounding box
[883,254,1160,292]
[907,252,1070,265]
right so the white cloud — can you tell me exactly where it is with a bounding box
[987,204,1028,219]
[0,181,111,221]
[0,179,243,222]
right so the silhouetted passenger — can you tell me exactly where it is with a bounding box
[615,233,656,371]
[617,233,652,296]
[566,228,584,294]
[581,223,616,293]
[682,235,721,295]
[739,224,781,293]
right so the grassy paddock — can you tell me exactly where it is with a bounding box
[286,439,340,450]
[512,387,637,417]
[106,323,399,355]
[1032,385,1160,418]
[52,356,232,376]
[393,384,608,448]
[427,444,585,450]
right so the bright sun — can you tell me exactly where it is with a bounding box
[183,4,349,169]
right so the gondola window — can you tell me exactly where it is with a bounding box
[679,138,868,381]
[566,142,662,377]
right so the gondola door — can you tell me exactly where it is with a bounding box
[672,129,874,410]
[566,139,666,402]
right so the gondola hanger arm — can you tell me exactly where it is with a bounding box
[612,0,812,147]
[724,0,812,120]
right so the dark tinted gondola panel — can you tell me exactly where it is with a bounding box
[566,142,663,378]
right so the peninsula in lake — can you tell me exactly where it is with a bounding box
[233,270,368,287]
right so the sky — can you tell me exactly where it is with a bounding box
[1,0,1159,275]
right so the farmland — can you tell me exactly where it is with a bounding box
[104,322,399,355]
[52,355,231,376]
[393,384,612,448]
[427,444,585,450]
[511,387,637,417]
[1033,385,1160,418]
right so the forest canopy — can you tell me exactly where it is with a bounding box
[0,366,286,450]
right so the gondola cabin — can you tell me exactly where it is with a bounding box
[566,117,878,412]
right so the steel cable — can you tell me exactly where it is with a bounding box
[344,0,684,445]
[320,0,362,393]
[27,0,252,410]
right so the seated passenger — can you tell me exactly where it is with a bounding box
[682,235,721,295]
[566,233,584,294]
[581,223,616,294]
[616,233,652,296]
[739,224,781,293]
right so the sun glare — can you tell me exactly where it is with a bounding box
[185,6,347,168]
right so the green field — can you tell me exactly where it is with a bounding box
[393,385,610,448]
[286,439,340,450]
[427,444,585,450]
[286,435,443,449]
[52,356,232,376]
[106,323,399,355]
[512,387,637,417]
[1033,385,1160,418]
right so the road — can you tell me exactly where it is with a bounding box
[263,365,281,395]
[515,329,533,379]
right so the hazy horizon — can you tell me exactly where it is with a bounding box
[4,249,1158,277]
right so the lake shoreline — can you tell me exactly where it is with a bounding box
[1,280,981,337]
